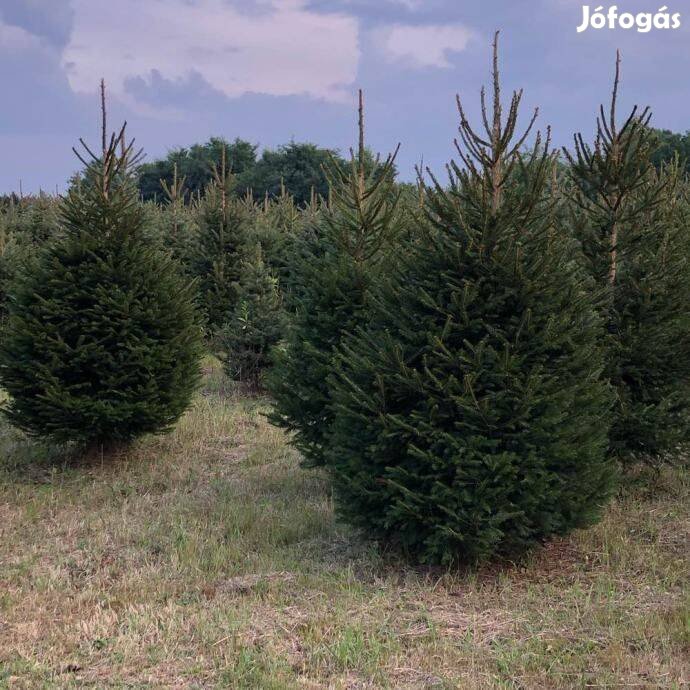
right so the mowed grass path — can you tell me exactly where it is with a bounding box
[0,363,688,688]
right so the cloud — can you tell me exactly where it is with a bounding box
[0,18,46,54]
[61,0,360,108]
[386,0,424,10]
[0,18,87,138]
[376,23,474,68]
[0,0,74,49]
[328,0,426,11]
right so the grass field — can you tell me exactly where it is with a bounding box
[0,362,688,688]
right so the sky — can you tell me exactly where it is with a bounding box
[1,0,689,193]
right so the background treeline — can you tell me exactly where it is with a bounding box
[137,138,398,207]
[132,127,690,204]
[1,127,686,215]
[139,128,689,204]
[0,43,688,566]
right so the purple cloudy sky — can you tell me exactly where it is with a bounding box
[1,0,688,193]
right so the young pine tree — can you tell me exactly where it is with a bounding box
[221,243,286,388]
[267,91,401,466]
[325,35,615,564]
[0,193,63,321]
[253,186,304,293]
[157,162,199,269]
[564,54,690,465]
[192,146,253,332]
[0,122,203,448]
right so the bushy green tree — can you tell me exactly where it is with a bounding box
[0,127,203,447]
[191,150,254,332]
[155,162,199,268]
[564,55,690,465]
[138,137,257,201]
[242,142,344,207]
[268,93,401,466]
[221,244,286,388]
[325,37,615,564]
[272,192,326,310]
[651,128,690,175]
[252,188,304,289]
[0,194,63,321]
[136,136,358,207]
[7,193,61,245]
[0,206,13,320]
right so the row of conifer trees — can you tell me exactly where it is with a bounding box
[0,148,325,389]
[0,37,687,564]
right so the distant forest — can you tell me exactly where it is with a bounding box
[132,128,690,206]
[136,138,394,207]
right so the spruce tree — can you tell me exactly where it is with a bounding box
[191,146,253,332]
[157,162,198,269]
[10,193,61,246]
[325,35,615,564]
[0,193,63,320]
[0,119,203,448]
[253,186,304,292]
[564,54,690,465]
[221,243,286,388]
[267,91,401,466]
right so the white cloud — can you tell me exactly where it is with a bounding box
[61,0,360,107]
[387,0,424,10]
[376,23,474,69]
[0,19,46,54]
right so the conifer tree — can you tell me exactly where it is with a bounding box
[276,189,325,312]
[253,186,304,292]
[0,110,203,448]
[0,207,12,321]
[267,91,401,466]
[158,162,198,268]
[192,146,254,332]
[221,243,286,388]
[11,193,61,246]
[0,193,62,320]
[564,54,690,464]
[325,35,615,564]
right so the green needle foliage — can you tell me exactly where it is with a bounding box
[0,123,203,448]
[268,91,401,467]
[157,162,198,269]
[191,147,252,333]
[564,54,690,465]
[0,194,63,321]
[221,243,286,388]
[325,35,616,564]
[253,188,305,292]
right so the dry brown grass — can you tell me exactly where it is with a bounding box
[0,363,688,688]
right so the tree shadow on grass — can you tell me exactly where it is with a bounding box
[0,419,136,484]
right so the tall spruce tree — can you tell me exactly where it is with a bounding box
[267,91,401,466]
[325,35,615,564]
[564,54,690,465]
[0,106,202,448]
